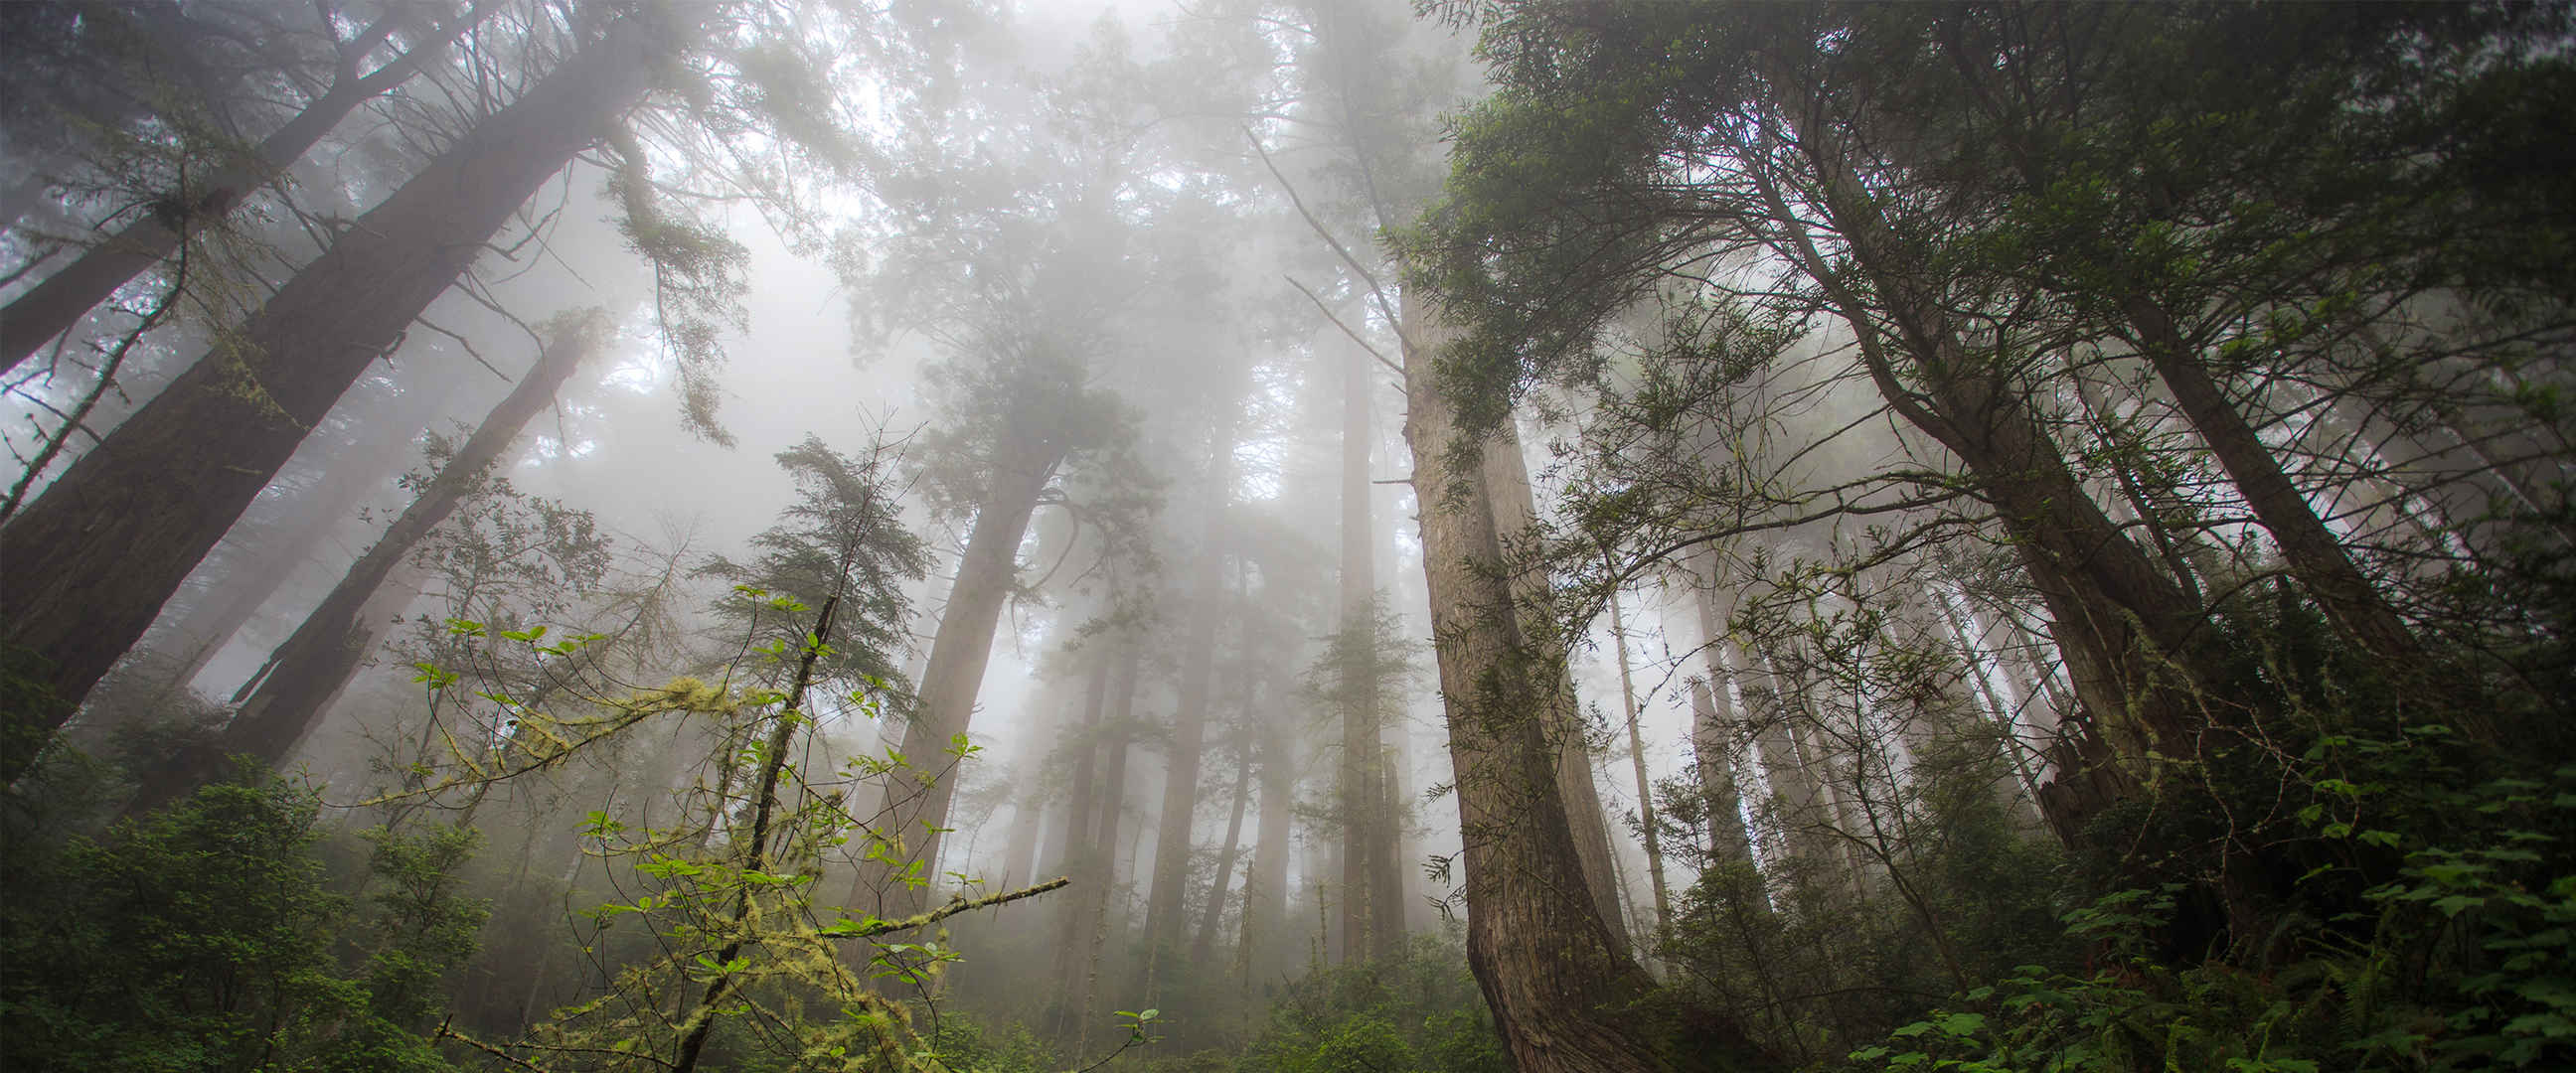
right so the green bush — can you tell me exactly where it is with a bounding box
[0,770,485,1072]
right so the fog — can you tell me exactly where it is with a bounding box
[6,3,2569,1070]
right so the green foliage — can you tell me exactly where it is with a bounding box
[0,770,483,1073]
[1660,745,2083,1065]
[1838,744,2576,1072]
[1233,935,1509,1073]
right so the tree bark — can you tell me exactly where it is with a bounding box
[0,8,685,781]
[864,432,1064,916]
[1476,410,1637,953]
[142,373,463,695]
[126,315,596,813]
[1403,294,1715,1073]
[0,2,496,374]
[1753,149,2210,841]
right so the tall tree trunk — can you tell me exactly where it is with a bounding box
[1402,294,1716,1073]
[1241,698,1295,983]
[1740,642,1837,872]
[1043,646,1114,880]
[0,2,496,374]
[998,687,1075,890]
[1609,585,1673,938]
[1190,750,1252,967]
[865,433,1064,916]
[1756,112,2223,809]
[0,9,687,780]
[1042,640,1138,1039]
[1687,675,1753,867]
[1477,412,1637,953]
[2125,300,2426,664]
[1140,412,1239,990]
[1689,573,1758,868]
[126,314,598,813]
[1930,594,2048,820]
[143,373,463,695]
[1335,330,1404,962]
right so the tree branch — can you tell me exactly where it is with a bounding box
[826,876,1070,939]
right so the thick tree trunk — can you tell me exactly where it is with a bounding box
[865,434,1063,916]
[143,373,463,695]
[1477,412,1637,953]
[0,9,683,781]
[1403,295,1714,1073]
[0,3,494,374]
[1761,112,2222,814]
[127,316,594,812]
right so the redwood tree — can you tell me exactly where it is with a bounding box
[0,6,694,781]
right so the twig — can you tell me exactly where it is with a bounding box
[825,876,1071,940]
[1243,127,1417,358]
[1285,274,1405,382]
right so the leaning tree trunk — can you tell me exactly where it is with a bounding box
[142,371,464,695]
[1190,749,1253,967]
[0,1,496,374]
[1479,407,1637,954]
[854,430,1061,919]
[2124,299,2427,665]
[1403,295,1722,1073]
[125,314,600,813]
[0,8,686,782]
[1760,100,2223,811]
